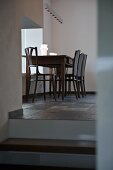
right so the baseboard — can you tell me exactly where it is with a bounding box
[86,91,97,95]
[22,93,43,101]
[22,91,96,100]
[9,109,23,119]
[63,91,96,95]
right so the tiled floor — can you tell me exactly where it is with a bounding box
[20,94,96,121]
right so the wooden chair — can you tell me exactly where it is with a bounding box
[77,53,87,97]
[25,47,56,102]
[65,50,81,98]
[49,66,67,98]
[54,50,81,99]
[25,47,37,101]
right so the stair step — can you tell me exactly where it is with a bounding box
[0,138,96,155]
[0,164,95,170]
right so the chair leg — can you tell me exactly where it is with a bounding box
[65,79,67,96]
[32,76,38,102]
[49,79,52,96]
[43,75,46,100]
[83,79,86,96]
[73,80,78,99]
[28,81,31,95]
[26,77,31,102]
[52,76,56,101]
[67,81,70,95]
[49,75,53,96]
[49,69,53,96]
[58,77,61,98]
[80,79,84,97]
[76,80,80,98]
[68,81,70,95]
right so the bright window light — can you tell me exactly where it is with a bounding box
[21,28,43,74]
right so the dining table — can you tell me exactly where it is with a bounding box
[25,54,73,100]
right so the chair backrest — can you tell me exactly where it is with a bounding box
[25,47,38,66]
[76,53,84,77]
[25,47,39,75]
[81,54,87,78]
[73,50,81,76]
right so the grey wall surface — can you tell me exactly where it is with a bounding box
[51,0,97,91]
[98,0,113,57]
[97,0,113,169]
[0,0,43,141]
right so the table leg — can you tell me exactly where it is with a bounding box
[61,58,66,100]
[26,62,30,102]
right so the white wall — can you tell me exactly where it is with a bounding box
[0,0,43,141]
[51,0,97,91]
[43,0,52,52]
[43,0,53,76]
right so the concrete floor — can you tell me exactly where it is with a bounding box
[19,94,96,121]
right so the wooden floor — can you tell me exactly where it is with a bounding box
[9,94,96,121]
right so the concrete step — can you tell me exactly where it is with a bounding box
[9,119,96,140]
[0,138,96,155]
[0,164,95,170]
[0,138,96,169]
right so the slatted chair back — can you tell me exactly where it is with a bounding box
[73,50,81,76]
[25,47,39,75]
[76,53,84,77]
[25,47,37,65]
[81,54,87,78]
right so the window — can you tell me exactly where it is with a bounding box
[21,28,43,74]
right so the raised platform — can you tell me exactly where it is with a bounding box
[9,94,96,121]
